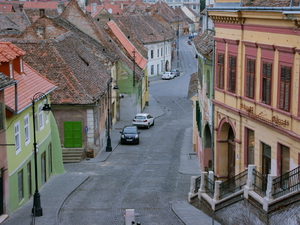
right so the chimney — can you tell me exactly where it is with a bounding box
[39,8,45,17]
[57,2,65,14]
[19,3,24,12]
[91,3,97,16]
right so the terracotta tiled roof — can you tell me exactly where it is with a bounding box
[150,1,180,23]
[0,72,16,91]
[0,12,31,38]
[0,42,26,62]
[7,35,111,105]
[188,72,199,98]
[193,30,213,60]
[106,20,147,70]
[113,14,174,45]
[5,62,57,113]
[243,0,300,7]
[0,4,13,12]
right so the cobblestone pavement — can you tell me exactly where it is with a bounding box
[2,37,221,225]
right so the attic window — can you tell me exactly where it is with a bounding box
[127,36,130,39]
[103,49,105,52]
[97,18,99,21]
[78,55,89,66]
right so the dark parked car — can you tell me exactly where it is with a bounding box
[188,40,192,45]
[120,126,140,144]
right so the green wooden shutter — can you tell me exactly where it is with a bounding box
[64,121,82,148]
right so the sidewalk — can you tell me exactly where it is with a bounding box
[2,96,220,225]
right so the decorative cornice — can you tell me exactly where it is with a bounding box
[224,39,240,45]
[240,103,289,127]
[210,15,245,24]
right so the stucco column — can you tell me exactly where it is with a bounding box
[188,176,197,202]
[244,164,256,199]
[199,171,208,199]
[263,174,276,211]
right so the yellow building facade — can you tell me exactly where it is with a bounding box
[208,5,300,180]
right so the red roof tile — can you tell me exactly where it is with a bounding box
[107,20,147,69]
[0,42,26,62]
[5,62,57,112]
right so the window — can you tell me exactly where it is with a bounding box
[38,103,44,130]
[157,49,159,58]
[161,48,163,57]
[216,53,224,89]
[279,65,291,112]
[24,114,30,146]
[228,55,236,93]
[44,99,49,124]
[18,170,23,202]
[0,103,3,130]
[196,101,202,137]
[193,5,196,9]
[41,152,46,185]
[27,162,32,198]
[262,62,272,105]
[48,143,53,174]
[150,50,153,59]
[151,65,154,75]
[157,64,159,75]
[246,58,255,99]
[246,128,254,166]
[15,121,21,154]
[261,143,271,175]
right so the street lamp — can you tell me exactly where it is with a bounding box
[106,79,112,152]
[31,92,51,217]
[106,78,119,152]
[162,31,165,72]
[132,50,136,87]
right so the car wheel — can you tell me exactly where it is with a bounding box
[147,123,150,129]
[136,140,139,144]
[152,120,155,126]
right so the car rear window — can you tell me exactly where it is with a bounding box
[124,127,137,133]
[135,116,146,119]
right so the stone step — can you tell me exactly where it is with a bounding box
[62,148,84,163]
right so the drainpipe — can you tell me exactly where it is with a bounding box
[207,28,215,172]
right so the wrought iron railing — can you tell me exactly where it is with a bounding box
[204,174,215,198]
[194,176,201,194]
[219,169,248,199]
[252,169,268,197]
[272,166,300,199]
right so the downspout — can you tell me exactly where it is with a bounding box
[14,82,18,115]
[207,28,215,172]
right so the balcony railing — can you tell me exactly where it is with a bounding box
[272,166,300,199]
[252,169,268,197]
[219,169,248,199]
[194,176,201,193]
[204,173,215,198]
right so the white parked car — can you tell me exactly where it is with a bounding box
[162,71,174,80]
[132,113,155,129]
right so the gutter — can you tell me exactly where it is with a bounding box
[207,6,300,11]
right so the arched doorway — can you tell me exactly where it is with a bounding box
[203,124,212,171]
[217,120,236,180]
[228,126,235,180]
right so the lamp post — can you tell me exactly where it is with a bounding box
[132,50,136,87]
[31,92,51,217]
[162,31,165,72]
[106,79,112,152]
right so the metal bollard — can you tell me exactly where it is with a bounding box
[125,209,135,225]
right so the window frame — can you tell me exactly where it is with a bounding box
[228,55,237,93]
[261,61,272,105]
[15,121,21,155]
[38,103,44,130]
[18,170,24,202]
[216,53,225,89]
[245,58,255,99]
[278,64,291,112]
[24,114,30,146]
